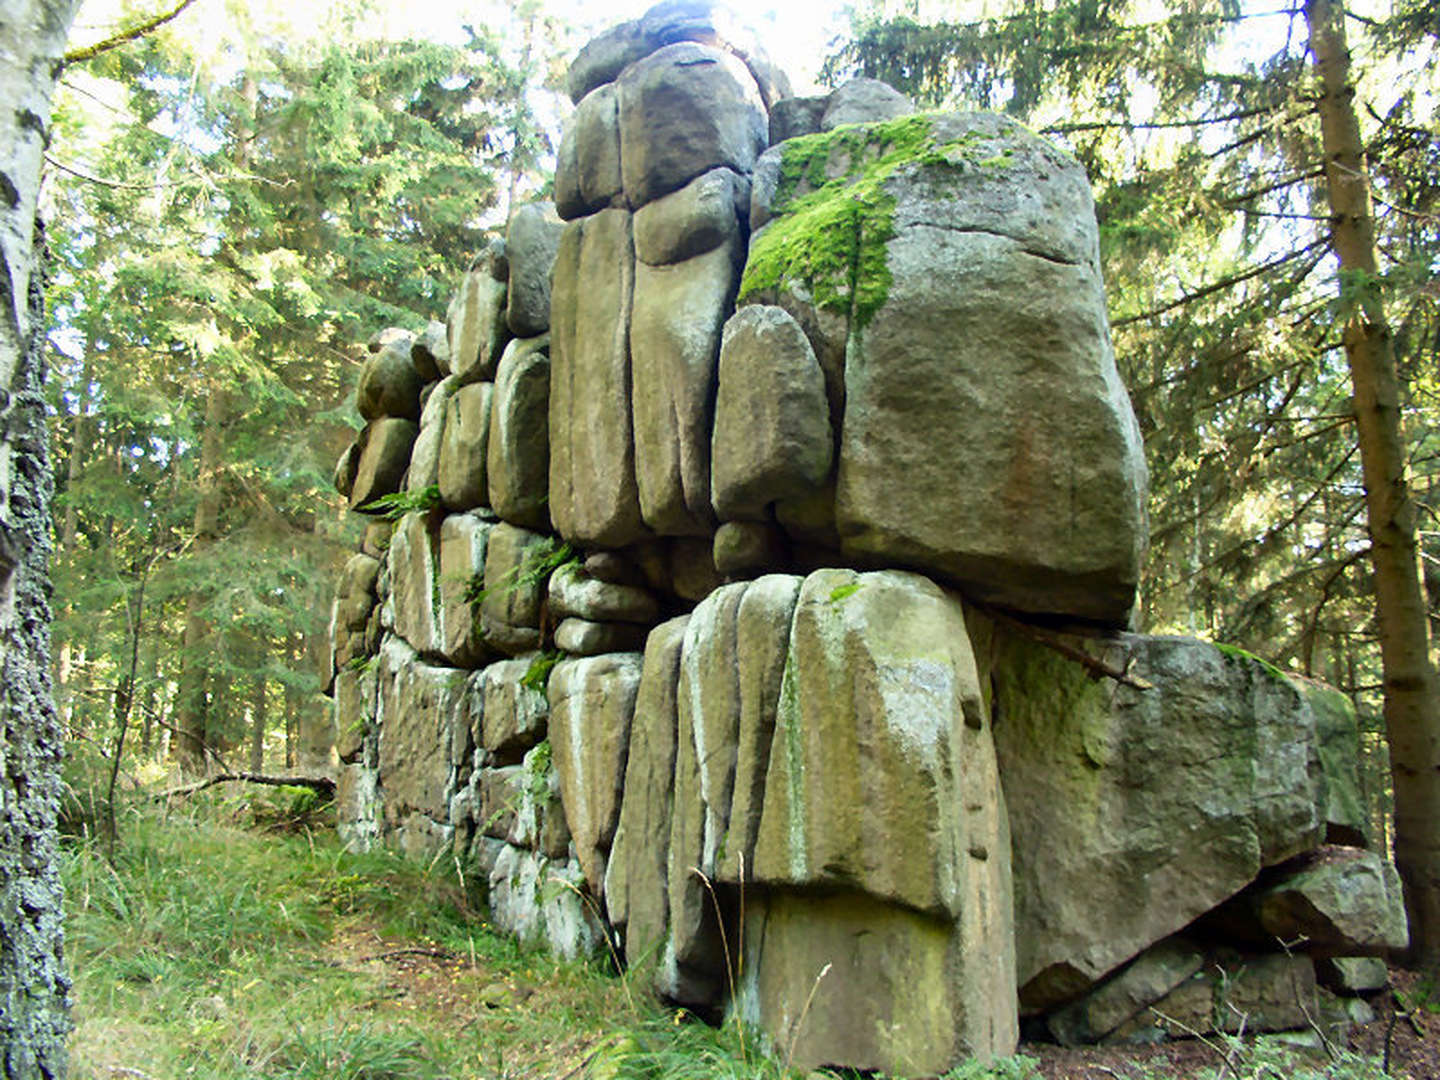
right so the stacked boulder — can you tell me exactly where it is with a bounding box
[324,3,1405,1073]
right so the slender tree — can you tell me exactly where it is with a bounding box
[0,0,84,1071]
[1306,0,1440,967]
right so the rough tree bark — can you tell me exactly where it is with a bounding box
[1307,0,1440,968]
[0,0,84,1074]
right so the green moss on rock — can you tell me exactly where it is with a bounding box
[739,114,1007,330]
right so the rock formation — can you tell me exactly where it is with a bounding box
[325,3,1403,1073]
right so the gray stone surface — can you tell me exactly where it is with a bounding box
[487,845,607,961]
[819,77,914,130]
[548,653,645,894]
[768,95,826,143]
[549,562,660,624]
[1047,939,1207,1045]
[566,0,792,108]
[413,319,449,380]
[618,42,767,209]
[606,616,689,967]
[556,84,623,221]
[712,304,832,521]
[480,658,550,763]
[744,569,1017,1072]
[349,418,417,512]
[631,238,740,535]
[989,629,1328,1011]
[634,167,749,266]
[478,524,554,656]
[447,253,510,384]
[487,337,551,532]
[357,335,423,421]
[555,617,651,656]
[437,381,492,511]
[829,113,1147,624]
[1256,847,1409,956]
[549,210,649,548]
[386,512,441,657]
[436,512,495,667]
[506,203,564,337]
[406,375,457,494]
[712,520,787,576]
[1317,956,1389,995]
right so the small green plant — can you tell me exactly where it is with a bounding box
[358,484,442,521]
[938,1056,1042,1080]
[466,537,578,610]
[521,651,563,699]
[523,739,554,802]
[828,582,862,605]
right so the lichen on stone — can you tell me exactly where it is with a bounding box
[738,114,1005,330]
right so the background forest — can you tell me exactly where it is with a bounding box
[49,0,1436,850]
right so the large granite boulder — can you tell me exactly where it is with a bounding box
[711,304,832,521]
[437,382,492,511]
[631,236,740,536]
[406,375,457,494]
[746,569,1017,1072]
[506,203,564,337]
[1253,847,1409,956]
[549,210,649,548]
[436,512,495,667]
[387,512,441,657]
[356,334,423,421]
[987,629,1330,1011]
[566,0,791,109]
[617,42,767,210]
[548,653,645,895]
[447,249,510,384]
[741,112,1147,625]
[605,616,689,968]
[349,418,417,512]
[487,337,551,532]
[555,84,623,221]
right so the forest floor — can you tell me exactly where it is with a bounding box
[62,791,1435,1080]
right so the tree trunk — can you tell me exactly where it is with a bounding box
[1307,0,1440,967]
[0,1,84,1072]
[174,385,226,776]
[249,671,267,774]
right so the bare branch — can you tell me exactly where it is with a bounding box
[63,0,201,67]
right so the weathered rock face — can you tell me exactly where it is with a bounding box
[448,246,510,383]
[988,631,1330,1011]
[438,382,492,511]
[549,210,648,548]
[711,304,832,521]
[487,337,551,532]
[324,8,1402,1072]
[349,418,417,512]
[548,654,645,894]
[743,112,1147,625]
[619,42,768,211]
[506,203,564,337]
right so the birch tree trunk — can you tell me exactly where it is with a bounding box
[1307,0,1440,967]
[0,0,84,1072]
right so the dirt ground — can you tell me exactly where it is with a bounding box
[1024,970,1439,1080]
[332,931,1438,1080]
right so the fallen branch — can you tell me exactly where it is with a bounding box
[154,772,336,801]
[361,947,460,964]
[984,608,1154,691]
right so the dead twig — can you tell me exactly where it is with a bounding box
[360,946,460,964]
[984,607,1154,690]
[153,772,336,801]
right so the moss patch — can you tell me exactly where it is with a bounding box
[1214,641,1291,684]
[739,114,1006,330]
